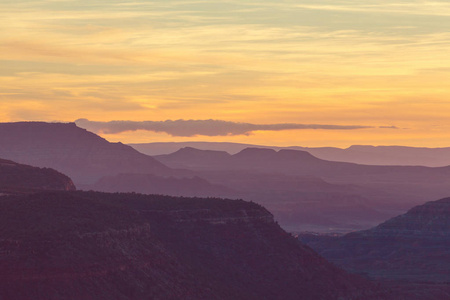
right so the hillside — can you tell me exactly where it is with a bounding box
[0,122,172,185]
[0,191,384,300]
[0,158,75,194]
[299,197,450,283]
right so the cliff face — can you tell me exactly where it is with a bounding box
[0,191,383,300]
[299,198,450,285]
[0,122,172,185]
[0,159,75,193]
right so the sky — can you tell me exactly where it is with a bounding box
[1,0,450,147]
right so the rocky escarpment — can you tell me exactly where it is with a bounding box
[0,158,75,193]
[299,198,450,298]
[0,191,385,300]
[0,122,172,185]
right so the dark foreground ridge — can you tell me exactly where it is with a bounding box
[0,191,384,300]
[0,158,75,194]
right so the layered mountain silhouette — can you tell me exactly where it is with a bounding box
[0,191,384,300]
[0,158,75,194]
[156,147,450,184]
[132,142,450,167]
[154,147,450,231]
[4,122,450,232]
[163,147,450,205]
[2,121,449,298]
[0,122,172,185]
[299,197,450,298]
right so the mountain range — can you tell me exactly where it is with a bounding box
[3,122,450,232]
[1,121,449,299]
[153,146,450,231]
[130,142,450,167]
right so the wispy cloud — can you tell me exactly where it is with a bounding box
[75,118,379,137]
[293,2,450,17]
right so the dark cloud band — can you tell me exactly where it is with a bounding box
[75,118,379,137]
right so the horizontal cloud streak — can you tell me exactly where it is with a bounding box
[75,118,376,137]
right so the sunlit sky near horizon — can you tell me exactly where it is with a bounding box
[1,0,450,147]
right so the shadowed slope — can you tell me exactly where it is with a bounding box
[0,191,384,300]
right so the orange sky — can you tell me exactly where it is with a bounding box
[2,0,450,147]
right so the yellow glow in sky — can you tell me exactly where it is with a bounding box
[1,0,450,147]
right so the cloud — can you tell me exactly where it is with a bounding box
[75,118,375,137]
[292,2,450,17]
[379,125,399,129]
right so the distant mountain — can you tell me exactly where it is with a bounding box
[0,191,384,300]
[299,197,450,284]
[154,147,450,232]
[154,147,233,170]
[155,147,322,172]
[0,158,75,194]
[129,141,257,156]
[156,147,450,196]
[131,142,450,167]
[0,122,172,185]
[304,145,450,167]
[0,122,387,232]
[5,122,450,233]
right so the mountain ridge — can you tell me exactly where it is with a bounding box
[0,122,173,185]
[154,146,450,232]
[132,141,450,167]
